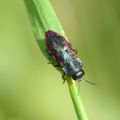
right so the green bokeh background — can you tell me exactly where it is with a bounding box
[0,0,120,120]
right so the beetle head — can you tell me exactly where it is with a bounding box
[63,58,85,81]
[72,69,85,81]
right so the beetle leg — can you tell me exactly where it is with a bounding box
[48,51,52,56]
[68,43,78,54]
[68,42,72,48]
[53,64,61,67]
[62,72,66,83]
[47,62,51,64]
[45,49,52,56]
[48,62,61,67]
[72,49,78,54]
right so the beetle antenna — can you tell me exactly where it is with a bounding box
[77,80,81,96]
[85,79,96,85]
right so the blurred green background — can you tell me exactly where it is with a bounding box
[0,0,120,120]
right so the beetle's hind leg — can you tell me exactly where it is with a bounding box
[45,50,58,66]
[53,64,61,67]
[48,62,61,68]
[62,72,67,83]
[48,51,52,56]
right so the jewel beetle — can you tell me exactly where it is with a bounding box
[45,30,84,81]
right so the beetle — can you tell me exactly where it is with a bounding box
[45,30,84,82]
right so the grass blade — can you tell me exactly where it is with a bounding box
[24,0,88,119]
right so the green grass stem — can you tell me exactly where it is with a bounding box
[24,0,88,119]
